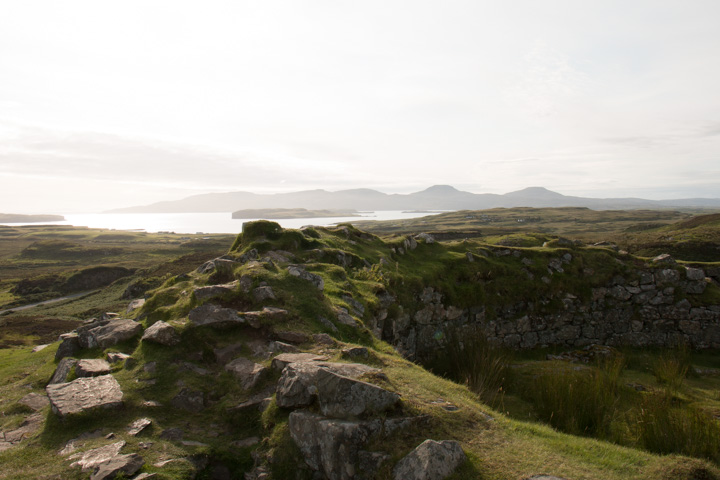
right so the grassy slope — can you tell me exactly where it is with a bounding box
[0,221,719,478]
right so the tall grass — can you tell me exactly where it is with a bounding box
[437,326,511,406]
[530,356,625,438]
[634,394,720,463]
[653,344,693,395]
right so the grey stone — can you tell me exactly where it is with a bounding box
[276,331,310,344]
[188,304,244,327]
[289,410,379,480]
[106,352,130,364]
[653,253,676,264]
[271,353,328,371]
[49,358,77,384]
[75,359,112,377]
[18,392,49,411]
[193,281,238,301]
[288,265,325,290]
[276,363,399,418]
[55,333,80,361]
[32,344,50,353]
[269,341,299,353]
[214,343,245,364]
[126,298,145,313]
[171,388,204,412]
[47,375,123,417]
[342,347,369,359]
[336,308,358,327]
[252,286,277,302]
[141,320,180,346]
[392,439,466,480]
[686,267,706,281]
[90,453,144,480]
[313,333,336,345]
[126,418,152,436]
[415,233,435,244]
[69,441,126,471]
[225,358,267,390]
[77,319,143,349]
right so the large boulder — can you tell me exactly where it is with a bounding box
[141,321,180,346]
[77,319,143,349]
[289,410,379,480]
[276,363,398,418]
[46,375,123,417]
[392,440,466,480]
[188,304,245,328]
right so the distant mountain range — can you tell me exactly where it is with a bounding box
[106,185,720,214]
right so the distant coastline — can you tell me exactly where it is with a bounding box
[231,208,360,219]
[0,213,65,224]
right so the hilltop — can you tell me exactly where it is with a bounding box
[0,219,719,479]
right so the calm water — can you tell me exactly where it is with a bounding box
[4,211,443,234]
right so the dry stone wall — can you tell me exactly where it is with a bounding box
[371,262,720,361]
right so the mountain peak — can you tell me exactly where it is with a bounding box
[504,187,565,198]
[418,185,461,194]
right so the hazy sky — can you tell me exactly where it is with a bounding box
[2,1,720,213]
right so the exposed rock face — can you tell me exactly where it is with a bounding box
[141,321,180,346]
[46,375,123,417]
[77,319,143,349]
[106,352,130,364]
[224,358,267,390]
[126,298,145,313]
[392,439,466,480]
[49,358,77,384]
[276,331,310,344]
[197,257,237,276]
[276,362,398,418]
[289,410,379,480]
[75,359,112,377]
[288,265,324,290]
[193,281,238,301]
[188,304,244,327]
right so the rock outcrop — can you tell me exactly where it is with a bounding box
[188,304,245,327]
[76,318,143,349]
[141,320,180,345]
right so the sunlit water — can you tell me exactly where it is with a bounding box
[3,211,445,234]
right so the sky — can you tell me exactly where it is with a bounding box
[1,1,720,214]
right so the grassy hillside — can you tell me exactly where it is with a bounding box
[0,221,719,479]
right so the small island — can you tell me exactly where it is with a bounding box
[0,213,65,224]
[231,208,360,220]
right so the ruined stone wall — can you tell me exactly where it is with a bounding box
[371,263,720,361]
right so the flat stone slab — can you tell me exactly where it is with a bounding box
[46,375,124,417]
[69,441,126,471]
[127,418,152,436]
[193,281,238,301]
[76,359,112,377]
[188,304,245,327]
[271,353,328,371]
[91,453,144,480]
